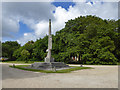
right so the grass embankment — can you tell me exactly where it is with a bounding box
[9,65,93,73]
[2,61,43,64]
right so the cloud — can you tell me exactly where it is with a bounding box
[2,2,56,39]
[74,1,118,20]
[17,32,36,45]
[34,20,48,38]
[52,6,80,33]
[2,16,19,38]
[2,1,118,45]
[2,2,55,21]
[33,6,81,39]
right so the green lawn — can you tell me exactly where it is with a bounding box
[2,60,44,64]
[9,65,93,73]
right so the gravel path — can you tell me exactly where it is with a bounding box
[1,63,118,88]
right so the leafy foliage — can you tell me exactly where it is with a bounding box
[2,41,20,60]
[21,49,30,63]
[3,15,120,65]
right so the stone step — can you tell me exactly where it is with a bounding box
[29,62,69,70]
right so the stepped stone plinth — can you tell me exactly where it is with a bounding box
[27,62,70,70]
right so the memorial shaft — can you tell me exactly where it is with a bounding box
[49,19,51,36]
[45,19,54,62]
[48,19,52,58]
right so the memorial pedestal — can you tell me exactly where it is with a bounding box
[28,62,70,70]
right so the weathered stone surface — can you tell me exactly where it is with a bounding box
[45,57,54,62]
[27,62,70,70]
[44,19,54,63]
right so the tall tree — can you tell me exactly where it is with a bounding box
[2,41,20,60]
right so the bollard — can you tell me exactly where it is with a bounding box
[13,64,15,67]
[31,64,33,67]
[80,64,83,67]
[53,66,56,72]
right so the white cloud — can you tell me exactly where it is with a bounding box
[74,2,118,19]
[2,2,55,39]
[52,6,80,33]
[2,1,118,45]
[2,16,19,38]
[74,0,119,2]
[34,20,48,38]
[24,33,28,36]
[33,6,81,38]
[18,32,36,45]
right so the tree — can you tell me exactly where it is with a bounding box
[32,36,48,61]
[9,15,120,65]
[24,40,34,59]
[2,41,20,60]
[21,49,30,63]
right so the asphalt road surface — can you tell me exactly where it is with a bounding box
[1,63,118,88]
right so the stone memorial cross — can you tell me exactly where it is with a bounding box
[45,19,54,62]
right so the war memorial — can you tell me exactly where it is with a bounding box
[27,19,70,70]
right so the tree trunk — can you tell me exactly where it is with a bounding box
[78,54,80,63]
[78,53,83,67]
[80,55,83,67]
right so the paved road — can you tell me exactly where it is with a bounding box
[1,63,118,88]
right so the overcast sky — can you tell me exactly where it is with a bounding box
[2,0,118,45]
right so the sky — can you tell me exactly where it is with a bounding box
[2,0,118,45]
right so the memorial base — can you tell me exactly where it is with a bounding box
[45,57,54,62]
[26,62,70,70]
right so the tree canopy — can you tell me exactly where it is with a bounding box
[2,41,20,60]
[2,15,120,64]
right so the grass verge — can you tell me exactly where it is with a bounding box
[2,61,43,64]
[9,65,93,73]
